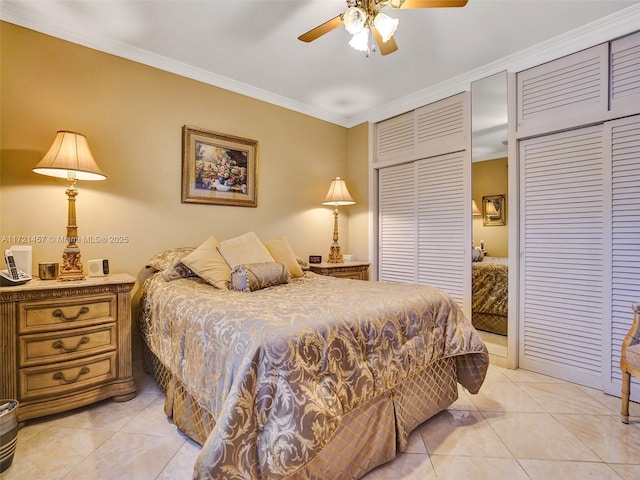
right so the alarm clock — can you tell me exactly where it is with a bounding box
[88,259,109,277]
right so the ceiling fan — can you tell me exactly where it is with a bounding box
[299,0,468,56]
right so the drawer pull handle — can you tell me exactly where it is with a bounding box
[52,336,90,353]
[53,367,90,384]
[52,306,90,322]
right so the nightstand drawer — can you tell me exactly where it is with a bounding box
[19,324,117,367]
[19,294,115,333]
[19,352,117,401]
[309,262,370,280]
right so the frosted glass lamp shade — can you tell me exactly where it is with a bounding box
[373,13,398,43]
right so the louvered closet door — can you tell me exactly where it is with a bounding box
[375,111,416,165]
[378,163,417,283]
[520,125,605,388]
[416,151,469,313]
[516,44,608,138]
[607,115,640,396]
[610,31,640,118]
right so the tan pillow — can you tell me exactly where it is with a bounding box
[218,231,274,269]
[180,236,231,289]
[264,235,304,278]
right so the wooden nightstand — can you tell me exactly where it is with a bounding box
[309,261,370,280]
[0,274,137,422]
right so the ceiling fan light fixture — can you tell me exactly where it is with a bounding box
[373,13,399,43]
[344,6,367,34]
[349,27,370,52]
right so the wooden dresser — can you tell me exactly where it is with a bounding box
[0,274,137,422]
[309,261,370,280]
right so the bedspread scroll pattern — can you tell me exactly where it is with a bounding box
[139,272,488,479]
[472,259,508,317]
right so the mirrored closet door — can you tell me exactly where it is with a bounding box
[471,72,509,360]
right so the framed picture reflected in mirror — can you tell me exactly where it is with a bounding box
[483,194,506,226]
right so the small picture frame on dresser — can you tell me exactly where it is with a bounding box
[309,255,322,264]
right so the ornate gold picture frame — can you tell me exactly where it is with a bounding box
[182,126,258,207]
[482,194,506,226]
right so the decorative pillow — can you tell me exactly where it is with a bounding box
[146,247,195,271]
[230,262,290,292]
[472,247,484,262]
[162,262,197,282]
[296,255,309,270]
[218,231,275,269]
[180,236,231,289]
[263,235,304,278]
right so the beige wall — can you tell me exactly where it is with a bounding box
[472,157,508,257]
[1,22,371,285]
[345,122,370,263]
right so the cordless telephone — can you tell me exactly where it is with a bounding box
[1,249,32,286]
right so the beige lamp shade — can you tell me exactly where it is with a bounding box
[33,131,106,181]
[472,199,481,216]
[485,200,499,216]
[322,177,355,206]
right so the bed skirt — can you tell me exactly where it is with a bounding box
[472,312,508,336]
[142,343,459,479]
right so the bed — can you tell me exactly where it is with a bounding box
[138,245,489,480]
[472,256,509,335]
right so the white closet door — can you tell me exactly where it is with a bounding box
[378,163,417,283]
[519,125,605,388]
[607,115,640,396]
[516,44,608,138]
[610,31,640,118]
[416,151,470,313]
[375,111,416,166]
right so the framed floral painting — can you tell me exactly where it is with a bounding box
[182,126,258,207]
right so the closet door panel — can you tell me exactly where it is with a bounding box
[375,111,416,166]
[415,93,467,160]
[520,125,605,387]
[608,115,640,394]
[416,151,468,311]
[517,44,608,138]
[610,31,640,118]
[378,163,417,283]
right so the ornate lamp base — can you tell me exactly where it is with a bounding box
[328,244,343,263]
[58,248,84,281]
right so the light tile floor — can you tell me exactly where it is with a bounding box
[2,340,640,480]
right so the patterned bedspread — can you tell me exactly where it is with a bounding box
[472,257,508,334]
[139,271,488,479]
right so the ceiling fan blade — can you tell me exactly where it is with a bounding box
[298,15,343,42]
[372,28,398,56]
[397,0,468,8]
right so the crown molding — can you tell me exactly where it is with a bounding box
[0,1,347,126]
[2,2,639,129]
[345,4,640,127]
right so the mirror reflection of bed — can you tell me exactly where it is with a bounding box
[471,71,509,360]
[472,255,508,356]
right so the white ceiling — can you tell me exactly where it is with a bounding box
[2,0,640,127]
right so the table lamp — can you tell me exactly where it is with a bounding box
[322,177,355,263]
[33,131,106,281]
